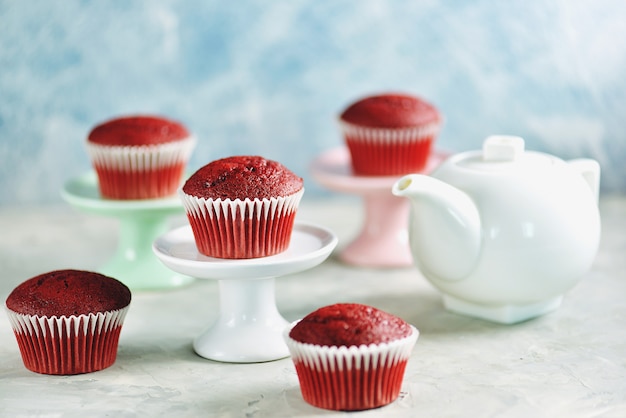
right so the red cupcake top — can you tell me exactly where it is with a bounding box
[6,270,131,317]
[289,303,412,346]
[340,93,440,128]
[183,155,303,200]
[87,115,190,146]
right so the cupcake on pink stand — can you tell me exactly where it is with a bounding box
[339,93,442,176]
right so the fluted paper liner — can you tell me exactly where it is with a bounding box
[284,323,419,411]
[86,137,196,199]
[6,306,129,375]
[339,119,441,176]
[180,188,304,259]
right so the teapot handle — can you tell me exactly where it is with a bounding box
[568,159,601,204]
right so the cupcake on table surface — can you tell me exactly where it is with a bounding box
[5,269,131,375]
[86,115,196,200]
[284,303,419,411]
[339,92,442,176]
[180,155,304,259]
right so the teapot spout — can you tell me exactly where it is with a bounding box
[392,174,482,281]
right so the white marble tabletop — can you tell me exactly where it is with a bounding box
[0,196,625,417]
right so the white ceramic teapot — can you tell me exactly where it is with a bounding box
[392,135,601,324]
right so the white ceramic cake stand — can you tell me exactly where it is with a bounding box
[310,147,446,268]
[61,171,193,291]
[152,222,338,363]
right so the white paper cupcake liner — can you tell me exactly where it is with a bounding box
[180,188,304,258]
[6,306,129,375]
[86,136,196,171]
[339,120,441,175]
[338,120,441,145]
[86,137,196,199]
[284,323,418,411]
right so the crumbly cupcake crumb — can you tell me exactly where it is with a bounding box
[183,155,303,200]
[340,93,440,128]
[6,270,131,316]
[289,303,412,346]
[88,115,190,146]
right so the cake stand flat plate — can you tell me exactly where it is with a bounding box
[310,146,448,194]
[61,171,182,216]
[153,222,338,280]
[61,171,191,290]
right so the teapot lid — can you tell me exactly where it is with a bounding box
[454,135,556,171]
[483,135,525,161]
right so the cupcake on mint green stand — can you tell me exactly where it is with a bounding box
[86,115,196,200]
[62,115,197,290]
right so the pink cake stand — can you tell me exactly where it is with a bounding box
[310,147,446,268]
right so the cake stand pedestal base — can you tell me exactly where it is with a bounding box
[310,147,446,268]
[340,193,411,267]
[194,279,290,362]
[62,172,193,291]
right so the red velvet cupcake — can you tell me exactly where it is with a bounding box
[5,270,131,375]
[86,115,196,200]
[339,93,442,176]
[284,303,418,411]
[180,155,304,259]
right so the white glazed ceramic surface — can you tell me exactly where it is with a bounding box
[392,136,601,324]
[152,222,337,280]
[152,222,338,363]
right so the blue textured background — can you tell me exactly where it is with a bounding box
[1,0,625,205]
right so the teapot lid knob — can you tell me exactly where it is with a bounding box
[483,135,525,162]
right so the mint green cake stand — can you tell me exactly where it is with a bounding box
[61,172,194,291]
